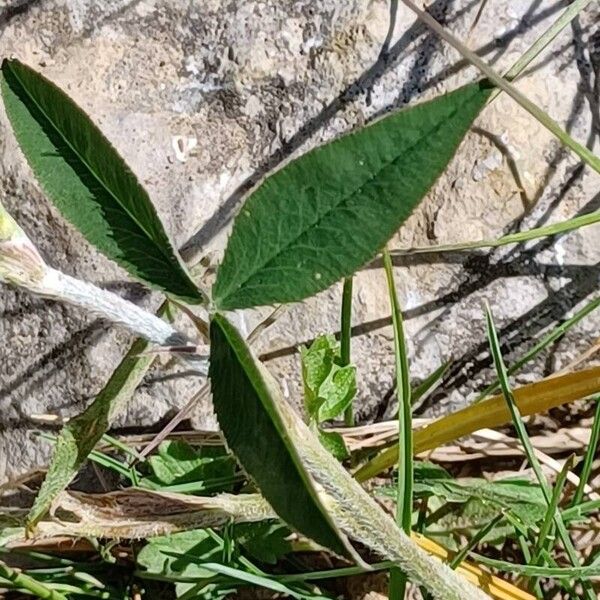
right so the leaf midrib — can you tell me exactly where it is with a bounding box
[220,86,483,303]
[7,62,181,276]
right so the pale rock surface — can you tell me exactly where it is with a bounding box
[0,0,598,482]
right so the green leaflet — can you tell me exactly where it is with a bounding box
[317,430,349,461]
[214,81,492,310]
[300,335,353,459]
[137,529,235,599]
[233,522,293,564]
[300,335,356,422]
[209,313,353,558]
[209,315,488,600]
[146,441,235,490]
[27,327,158,528]
[0,59,202,303]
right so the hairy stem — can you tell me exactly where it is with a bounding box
[0,201,207,373]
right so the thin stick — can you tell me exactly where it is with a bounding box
[401,0,600,174]
[340,277,354,426]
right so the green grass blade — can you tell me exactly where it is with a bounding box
[476,297,600,402]
[501,0,595,84]
[411,360,451,405]
[469,553,600,579]
[213,82,491,310]
[391,211,600,257]
[563,499,600,522]
[197,563,332,600]
[449,513,504,570]
[383,249,413,598]
[571,398,600,507]
[485,306,595,600]
[401,0,600,174]
[383,249,413,532]
[0,59,202,303]
[341,277,354,426]
[529,455,574,592]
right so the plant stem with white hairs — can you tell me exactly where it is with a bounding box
[0,201,207,373]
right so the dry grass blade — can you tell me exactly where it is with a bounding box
[414,534,535,600]
[355,366,600,481]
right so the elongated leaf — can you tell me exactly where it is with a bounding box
[209,313,353,558]
[209,314,489,600]
[0,59,202,303]
[214,81,492,309]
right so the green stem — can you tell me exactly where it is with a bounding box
[529,455,575,592]
[341,276,354,426]
[390,210,600,257]
[382,249,413,599]
[571,398,600,507]
[0,561,67,600]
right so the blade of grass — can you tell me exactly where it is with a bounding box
[476,297,600,402]
[341,277,354,426]
[0,561,67,600]
[500,0,595,84]
[485,306,595,600]
[401,0,600,174]
[469,553,600,579]
[450,513,505,570]
[515,532,542,599]
[412,360,452,406]
[529,455,575,592]
[100,433,144,462]
[563,499,600,522]
[390,211,600,257]
[356,365,600,481]
[383,249,413,599]
[183,562,332,600]
[571,398,600,507]
[421,514,507,600]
